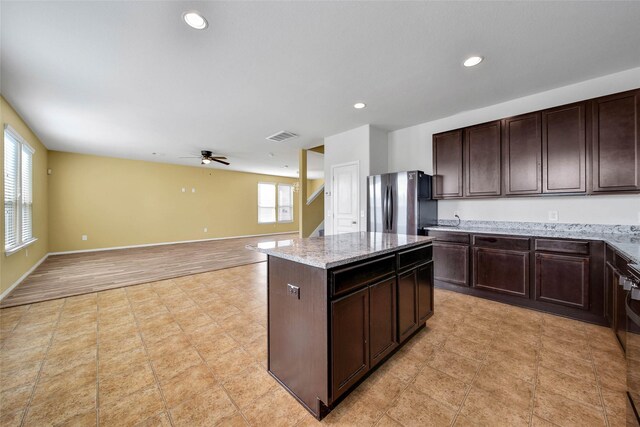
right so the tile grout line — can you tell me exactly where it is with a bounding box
[95,294,101,427]
[527,327,543,426]
[183,280,264,426]
[19,299,67,427]
[124,286,176,427]
[448,324,492,427]
[590,337,612,427]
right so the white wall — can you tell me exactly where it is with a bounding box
[324,125,370,235]
[388,66,640,225]
[369,126,389,176]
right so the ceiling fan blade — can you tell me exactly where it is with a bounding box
[178,156,201,158]
[212,158,230,166]
[210,156,227,160]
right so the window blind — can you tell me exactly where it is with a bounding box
[4,125,35,253]
[277,184,293,222]
[4,134,19,249]
[21,145,34,242]
[258,182,276,223]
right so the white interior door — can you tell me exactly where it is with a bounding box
[332,162,359,234]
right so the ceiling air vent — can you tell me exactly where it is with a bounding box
[266,131,298,142]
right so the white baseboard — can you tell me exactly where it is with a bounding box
[0,253,49,302]
[48,231,298,256]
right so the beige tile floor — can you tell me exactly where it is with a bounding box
[0,262,627,427]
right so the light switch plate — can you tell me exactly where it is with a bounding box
[82,235,88,241]
[548,211,559,221]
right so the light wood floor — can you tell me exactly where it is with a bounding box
[0,234,297,308]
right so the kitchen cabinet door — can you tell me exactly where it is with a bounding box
[535,253,589,309]
[417,262,434,323]
[613,269,627,351]
[331,287,369,400]
[397,270,419,343]
[542,102,587,193]
[503,112,542,195]
[369,278,398,367]
[433,242,469,286]
[433,130,463,198]
[592,89,640,192]
[473,247,530,297]
[464,121,501,196]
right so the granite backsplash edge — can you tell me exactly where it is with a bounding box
[436,220,639,235]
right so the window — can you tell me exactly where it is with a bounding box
[277,184,293,223]
[258,182,276,223]
[258,182,294,224]
[4,125,35,254]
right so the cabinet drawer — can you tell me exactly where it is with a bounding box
[472,235,530,251]
[397,245,432,271]
[428,230,470,244]
[331,255,395,297]
[534,239,589,255]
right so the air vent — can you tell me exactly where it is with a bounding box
[266,131,298,142]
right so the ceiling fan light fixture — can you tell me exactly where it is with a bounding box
[201,158,211,165]
[183,11,208,30]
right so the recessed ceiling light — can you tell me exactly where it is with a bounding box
[354,102,366,109]
[183,11,208,30]
[463,56,483,67]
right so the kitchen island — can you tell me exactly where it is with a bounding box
[248,232,435,419]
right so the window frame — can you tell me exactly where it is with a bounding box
[4,125,37,256]
[257,181,277,224]
[277,183,294,223]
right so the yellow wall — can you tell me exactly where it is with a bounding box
[307,178,324,200]
[0,97,49,295]
[48,151,299,253]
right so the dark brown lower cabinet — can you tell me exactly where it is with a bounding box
[433,242,469,286]
[535,253,589,309]
[268,243,434,420]
[331,287,369,400]
[429,229,609,325]
[417,262,434,322]
[369,278,397,366]
[473,247,530,297]
[397,269,419,342]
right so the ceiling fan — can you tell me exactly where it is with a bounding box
[180,150,230,166]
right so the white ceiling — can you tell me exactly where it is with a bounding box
[2,1,640,179]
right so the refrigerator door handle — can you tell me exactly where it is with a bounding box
[384,185,389,231]
[388,185,393,231]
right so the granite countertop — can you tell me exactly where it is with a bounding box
[247,232,435,269]
[425,223,640,267]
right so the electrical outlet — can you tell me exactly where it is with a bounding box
[204,227,208,233]
[287,284,300,299]
[181,188,186,193]
[192,188,196,193]
[548,211,559,221]
[82,235,88,241]
[25,249,28,257]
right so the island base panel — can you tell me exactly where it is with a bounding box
[267,256,329,415]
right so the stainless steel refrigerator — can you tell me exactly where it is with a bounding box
[367,171,437,235]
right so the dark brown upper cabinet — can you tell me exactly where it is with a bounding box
[542,102,587,193]
[464,121,501,197]
[502,112,542,195]
[592,89,640,192]
[433,130,463,198]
